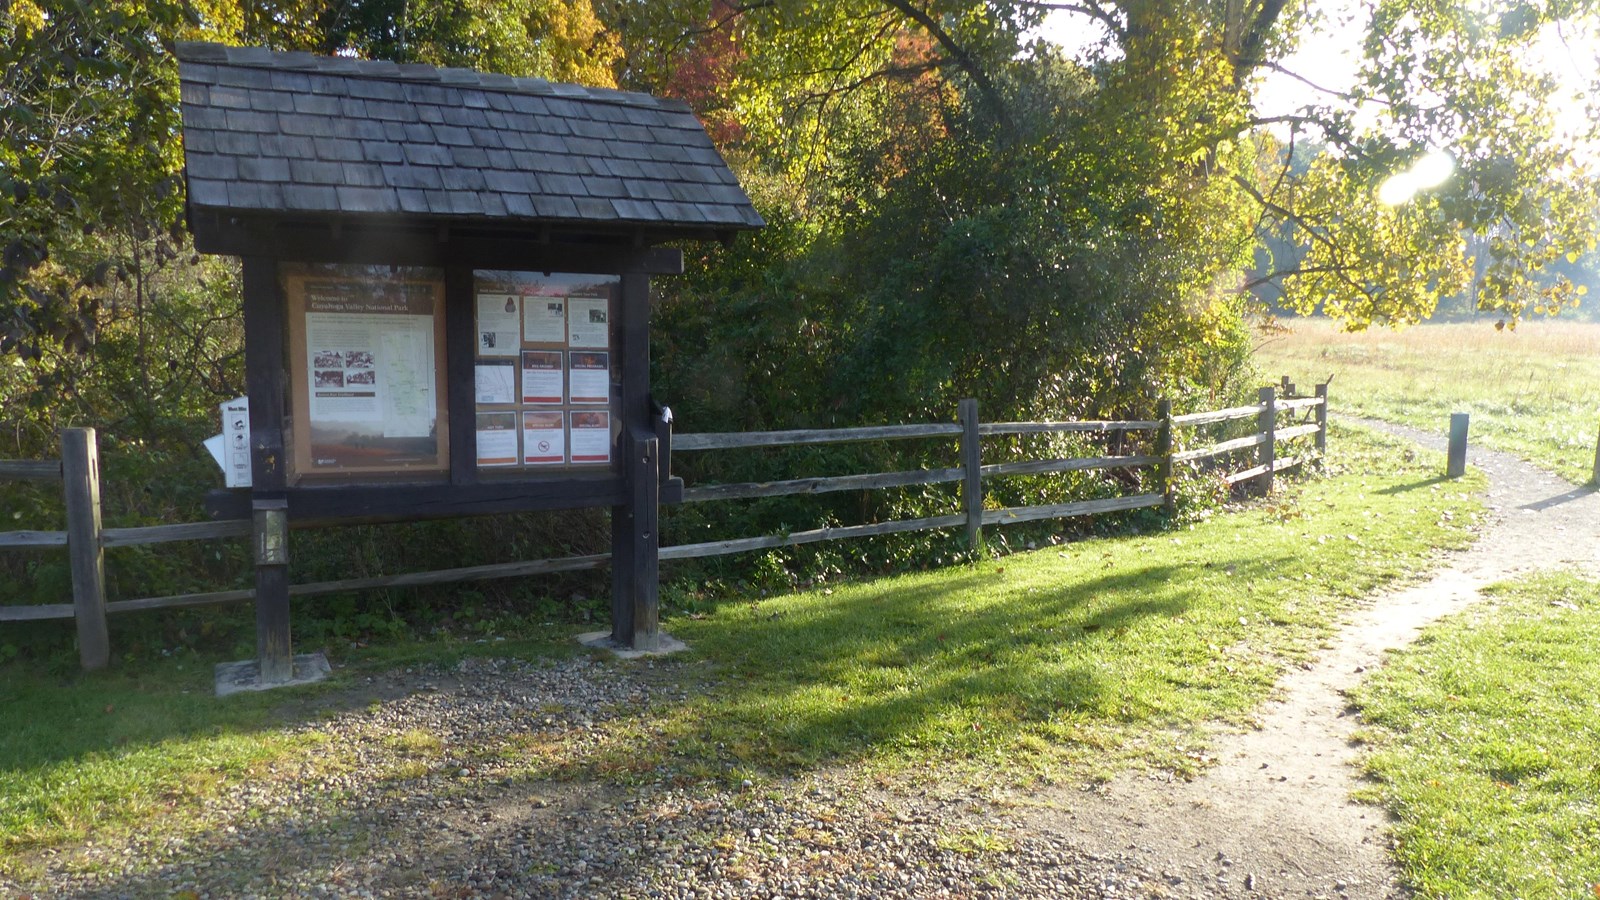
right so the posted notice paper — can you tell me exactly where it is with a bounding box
[522,411,565,465]
[569,410,611,464]
[476,412,518,466]
[475,360,516,405]
[567,351,609,404]
[522,295,567,344]
[476,292,521,356]
[521,350,563,404]
[566,297,609,349]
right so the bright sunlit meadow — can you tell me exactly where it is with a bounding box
[1252,318,1600,484]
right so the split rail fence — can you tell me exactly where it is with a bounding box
[2,381,1327,669]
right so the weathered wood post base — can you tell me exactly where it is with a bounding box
[1591,423,1600,486]
[1155,399,1174,515]
[1447,413,1470,478]
[959,398,983,552]
[1255,386,1277,496]
[581,423,686,658]
[252,497,292,681]
[214,497,330,696]
[1314,382,1329,463]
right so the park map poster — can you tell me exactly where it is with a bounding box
[284,266,448,479]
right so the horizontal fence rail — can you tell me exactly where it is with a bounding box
[3,382,1329,668]
[673,423,961,451]
[0,460,63,482]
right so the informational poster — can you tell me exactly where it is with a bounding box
[522,296,567,344]
[569,410,612,465]
[221,396,252,488]
[566,297,610,349]
[473,270,617,471]
[476,293,521,356]
[522,411,565,465]
[568,351,609,404]
[521,350,563,404]
[476,412,518,466]
[287,268,447,478]
[475,361,516,405]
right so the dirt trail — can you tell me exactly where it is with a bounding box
[1015,418,1600,899]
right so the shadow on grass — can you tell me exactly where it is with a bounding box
[650,552,1296,773]
[1374,475,1452,495]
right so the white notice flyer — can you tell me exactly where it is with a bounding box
[522,411,565,465]
[567,351,609,404]
[476,412,518,466]
[476,293,521,356]
[523,295,567,344]
[474,361,516,405]
[569,410,611,464]
[220,396,251,488]
[566,297,609,349]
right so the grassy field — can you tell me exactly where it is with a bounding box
[1352,573,1600,899]
[545,425,1484,785]
[1252,318,1600,484]
[0,426,1482,863]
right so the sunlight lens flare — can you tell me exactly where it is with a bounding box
[1411,150,1455,188]
[1378,150,1455,205]
[1377,172,1418,205]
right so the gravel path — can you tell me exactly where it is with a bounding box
[7,419,1594,899]
[11,656,1125,899]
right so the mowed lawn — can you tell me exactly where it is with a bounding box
[1353,574,1600,899]
[1252,318,1600,484]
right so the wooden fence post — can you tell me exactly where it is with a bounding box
[1257,386,1277,495]
[1447,413,1470,479]
[1592,423,1600,486]
[958,398,983,551]
[1156,398,1174,514]
[62,428,109,671]
[1314,382,1329,460]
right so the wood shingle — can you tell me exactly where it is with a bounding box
[176,42,764,236]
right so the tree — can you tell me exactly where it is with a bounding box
[608,0,1599,333]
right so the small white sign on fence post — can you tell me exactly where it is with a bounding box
[221,397,252,488]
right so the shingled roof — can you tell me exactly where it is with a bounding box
[175,42,764,236]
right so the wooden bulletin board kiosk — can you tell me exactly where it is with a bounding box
[177,42,763,686]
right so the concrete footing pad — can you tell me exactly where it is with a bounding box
[577,631,689,659]
[215,652,332,697]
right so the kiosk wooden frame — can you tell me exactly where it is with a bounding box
[177,43,762,684]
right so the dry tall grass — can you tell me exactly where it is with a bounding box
[1253,318,1600,483]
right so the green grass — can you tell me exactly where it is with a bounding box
[581,425,1484,785]
[1352,573,1600,899]
[0,664,315,870]
[1252,318,1600,484]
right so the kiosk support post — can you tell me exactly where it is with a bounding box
[612,426,661,650]
[609,271,662,651]
[253,498,292,682]
[244,255,294,683]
